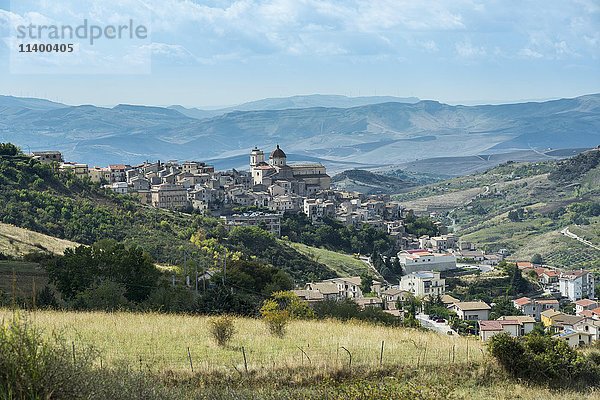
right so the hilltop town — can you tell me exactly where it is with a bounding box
[24,145,599,349]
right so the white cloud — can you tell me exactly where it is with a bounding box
[455,40,485,58]
[518,47,543,59]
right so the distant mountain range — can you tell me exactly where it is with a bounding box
[168,94,421,119]
[0,93,598,174]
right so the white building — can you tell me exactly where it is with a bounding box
[479,316,536,342]
[553,329,594,348]
[559,270,595,301]
[320,277,363,299]
[575,299,599,316]
[303,198,335,221]
[450,301,491,321]
[105,181,128,194]
[397,250,457,274]
[398,271,445,298]
[513,297,560,321]
[220,212,282,236]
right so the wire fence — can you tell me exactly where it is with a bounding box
[72,338,485,374]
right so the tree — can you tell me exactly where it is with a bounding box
[73,280,130,311]
[45,240,159,303]
[489,297,523,320]
[531,253,543,265]
[360,272,373,295]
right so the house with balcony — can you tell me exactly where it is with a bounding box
[398,271,445,298]
[559,270,595,301]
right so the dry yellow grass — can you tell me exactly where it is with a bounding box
[4,309,482,372]
[0,222,79,257]
[2,309,597,400]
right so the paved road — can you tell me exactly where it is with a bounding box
[560,226,600,251]
[417,314,457,336]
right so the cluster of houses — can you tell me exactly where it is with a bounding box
[33,149,496,256]
[32,151,598,349]
[516,262,596,301]
[291,263,598,348]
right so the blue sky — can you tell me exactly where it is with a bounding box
[0,0,599,107]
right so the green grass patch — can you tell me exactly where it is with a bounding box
[285,242,370,277]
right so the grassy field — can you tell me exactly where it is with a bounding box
[0,222,79,258]
[0,260,48,298]
[286,242,371,277]
[2,309,598,399]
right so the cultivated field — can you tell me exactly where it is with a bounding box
[2,309,598,399]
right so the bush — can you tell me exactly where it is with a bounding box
[0,313,97,399]
[73,280,130,311]
[487,333,600,388]
[262,307,289,338]
[209,316,236,346]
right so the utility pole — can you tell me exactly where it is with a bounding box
[195,261,198,293]
[221,252,226,285]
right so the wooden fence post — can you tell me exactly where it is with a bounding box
[241,346,248,373]
[379,340,384,366]
[187,347,194,373]
[340,346,352,369]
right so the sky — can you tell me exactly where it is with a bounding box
[0,0,599,107]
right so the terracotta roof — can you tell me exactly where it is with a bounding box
[497,316,536,324]
[541,309,562,319]
[537,299,559,305]
[292,289,324,301]
[109,164,128,170]
[514,297,531,306]
[575,299,598,307]
[579,310,594,318]
[590,307,600,316]
[453,301,491,311]
[308,282,339,295]
[516,261,534,269]
[560,270,591,280]
[479,321,504,331]
[441,295,460,304]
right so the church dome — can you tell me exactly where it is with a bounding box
[270,144,286,159]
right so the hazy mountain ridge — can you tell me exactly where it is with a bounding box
[168,94,420,119]
[0,94,598,168]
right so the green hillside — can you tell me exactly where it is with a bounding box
[0,222,79,258]
[0,143,335,287]
[286,242,371,277]
[395,149,600,267]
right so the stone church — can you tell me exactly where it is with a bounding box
[249,145,331,196]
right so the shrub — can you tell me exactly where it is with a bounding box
[209,316,236,347]
[487,333,600,388]
[261,305,289,338]
[0,313,97,399]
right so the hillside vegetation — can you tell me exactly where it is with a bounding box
[0,222,79,258]
[331,169,416,194]
[287,242,371,277]
[394,149,600,267]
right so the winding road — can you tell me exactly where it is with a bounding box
[560,226,600,251]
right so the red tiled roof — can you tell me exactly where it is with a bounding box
[479,321,503,331]
[109,164,128,170]
[579,310,594,318]
[537,299,559,305]
[590,307,600,316]
[516,261,533,269]
[575,299,598,307]
[514,297,531,306]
